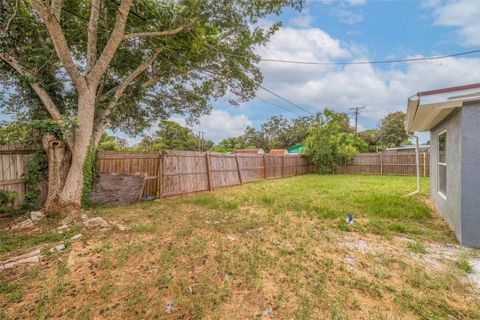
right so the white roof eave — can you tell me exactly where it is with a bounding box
[406,97,480,132]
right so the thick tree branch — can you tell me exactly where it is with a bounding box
[86,0,101,72]
[50,0,62,21]
[87,0,133,86]
[93,48,163,144]
[30,0,86,90]
[124,24,189,40]
[0,53,74,149]
[1,54,62,121]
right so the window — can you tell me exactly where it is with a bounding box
[438,131,447,198]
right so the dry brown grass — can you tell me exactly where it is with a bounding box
[1,175,479,319]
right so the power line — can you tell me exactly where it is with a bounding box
[255,96,303,117]
[259,49,480,65]
[258,85,314,115]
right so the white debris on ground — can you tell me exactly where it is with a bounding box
[9,218,34,231]
[83,217,109,229]
[109,221,128,231]
[30,211,45,222]
[48,242,65,253]
[164,299,174,314]
[227,235,236,241]
[0,233,83,270]
[466,258,480,291]
[0,249,41,270]
[70,233,82,240]
[344,254,356,271]
[261,307,273,318]
[339,235,383,254]
[56,224,69,233]
[338,233,480,291]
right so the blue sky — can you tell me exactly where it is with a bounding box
[2,0,480,144]
[183,0,480,143]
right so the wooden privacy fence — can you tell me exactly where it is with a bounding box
[0,145,35,206]
[339,152,430,176]
[96,151,314,198]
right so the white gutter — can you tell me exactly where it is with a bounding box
[405,135,420,197]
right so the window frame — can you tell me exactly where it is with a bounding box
[437,130,447,199]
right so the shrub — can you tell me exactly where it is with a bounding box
[0,190,18,207]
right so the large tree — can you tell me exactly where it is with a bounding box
[379,111,410,147]
[0,0,302,213]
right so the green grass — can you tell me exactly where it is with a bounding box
[1,174,477,319]
[407,241,427,254]
[456,258,473,273]
[0,228,78,254]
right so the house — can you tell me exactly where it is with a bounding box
[287,144,305,154]
[385,145,430,153]
[406,82,480,247]
[235,149,265,154]
[269,149,288,155]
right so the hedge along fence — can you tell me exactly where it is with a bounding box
[338,152,430,176]
[96,150,315,198]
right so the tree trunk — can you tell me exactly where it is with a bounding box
[42,134,71,211]
[43,90,96,214]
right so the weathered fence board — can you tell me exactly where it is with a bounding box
[97,152,161,199]
[162,150,209,197]
[1,146,430,208]
[339,152,430,176]
[96,151,314,198]
[0,145,35,206]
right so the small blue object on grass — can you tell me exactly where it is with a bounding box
[347,215,353,223]
[145,194,149,200]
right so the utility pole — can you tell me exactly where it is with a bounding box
[198,131,206,151]
[349,106,365,135]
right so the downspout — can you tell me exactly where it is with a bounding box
[405,134,420,196]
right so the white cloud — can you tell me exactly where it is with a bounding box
[317,0,366,6]
[331,7,363,24]
[174,110,253,143]
[346,0,366,5]
[289,9,313,28]
[315,0,365,24]
[430,0,480,46]
[258,26,480,125]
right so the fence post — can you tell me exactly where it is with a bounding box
[205,152,213,191]
[157,153,162,198]
[423,152,426,177]
[295,155,299,175]
[379,153,383,176]
[235,154,243,185]
[263,154,267,179]
[281,155,284,177]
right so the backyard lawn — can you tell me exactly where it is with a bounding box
[1,175,479,319]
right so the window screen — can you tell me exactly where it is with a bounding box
[438,131,447,197]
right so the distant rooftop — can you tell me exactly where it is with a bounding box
[235,149,265,154]
[386,145,430,151]
[269,149,287,155]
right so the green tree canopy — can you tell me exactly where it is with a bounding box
[0,0,303,211]
[0,122,30,145]
[97,133,128,151]
[379,111,410,147]
[304,109,367,174]
[212,137,246,152]
[137,121,212,151]
[358,129,383,152]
